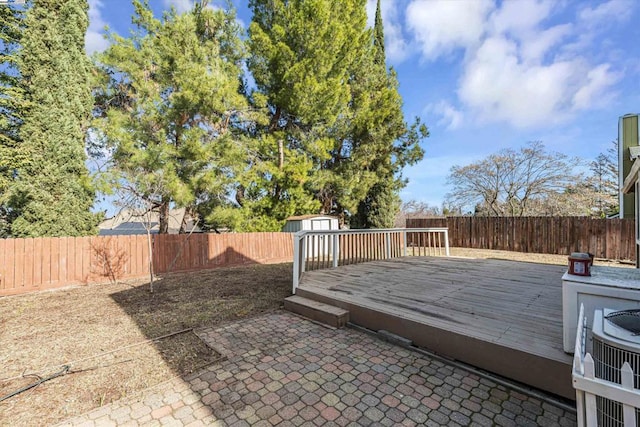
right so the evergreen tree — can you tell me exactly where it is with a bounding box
[218,0,371,231]
[373,0,385,67]
[347,0,427,228]
[93,1,247,233]
[238,0,425,231]
[0,4,24,236]
[8,0,98,237]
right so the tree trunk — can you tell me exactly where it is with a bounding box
[146,229,154,293]
[270,107,284,200]
[158,199,170,234]
[236,184,245,207]
[278,139,284,170]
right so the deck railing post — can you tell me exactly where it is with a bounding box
[292,228,451,291]
[292,233,300,293]
[444,229,450,256]
[403,230,408,257]
[300,234,307,274]
[385,232,391,259]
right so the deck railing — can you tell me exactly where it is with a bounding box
[292,227,449,292]
[573,304,640,426]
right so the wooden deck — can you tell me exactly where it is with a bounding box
[295,256,574,399]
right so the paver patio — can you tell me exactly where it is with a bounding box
[57,311,577,426]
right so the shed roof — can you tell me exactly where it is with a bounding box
[286,214,338,221]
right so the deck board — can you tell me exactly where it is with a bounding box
[297,256,574,398]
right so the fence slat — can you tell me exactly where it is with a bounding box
[621,363,636,427]
[583,354,598,426]
[2,239,16,292]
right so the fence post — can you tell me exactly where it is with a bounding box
[332,234,339,268]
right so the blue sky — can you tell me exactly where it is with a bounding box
[86,0,640,210]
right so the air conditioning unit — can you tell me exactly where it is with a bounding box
[592,308,640,427]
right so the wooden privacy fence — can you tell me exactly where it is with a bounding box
[0,232,294,296]
[407,217,636,262]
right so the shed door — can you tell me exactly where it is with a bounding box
[310,219,331,256]
[311,219,331,230]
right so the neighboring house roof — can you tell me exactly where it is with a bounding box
[98,208,200,236]
[286,214,338,221]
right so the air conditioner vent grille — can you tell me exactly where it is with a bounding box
[593,311,640,427]
[606,309,640,335]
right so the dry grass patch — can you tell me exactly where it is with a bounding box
[0,263,292,427]
[449,247,634,267]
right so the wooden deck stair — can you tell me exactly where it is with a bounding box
[284,295,349,328]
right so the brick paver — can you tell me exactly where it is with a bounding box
[57,312,577,426]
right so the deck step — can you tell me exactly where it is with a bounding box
[284,295,349,328]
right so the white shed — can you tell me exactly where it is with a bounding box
[283,215,339,258]
[282,214,339,233]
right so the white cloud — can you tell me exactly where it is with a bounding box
[366,0,409,63]
[426,100,464,130]
[406,0,493,60]
[488,0,553,36]
[579,0,633,27]
[459,36,582,128]
[519,24,572,64]
[407,0,625,129]
[163,0,193,14]
[572,63,621,110]
[86,0,109,55]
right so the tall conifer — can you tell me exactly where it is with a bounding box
[0,4,24,235]
[10,0,98,237]
[233,0,369,229]
[350,0,427,228]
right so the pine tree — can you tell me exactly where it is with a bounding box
[214,0,372,231]
[0,4,24,236]
[9,0,98,237]
[240,0,425,231]
[93,1,247,233]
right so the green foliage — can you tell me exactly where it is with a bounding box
[348,0,426,229]
[240,0,426,230]
[241,0,369,228]
[93,1,248,233]
[0,4,24,236]
[9,0,98,237]
[248,0,365,127]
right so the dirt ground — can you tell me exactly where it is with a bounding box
[0,263,292,427]
[0,248,632,426]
